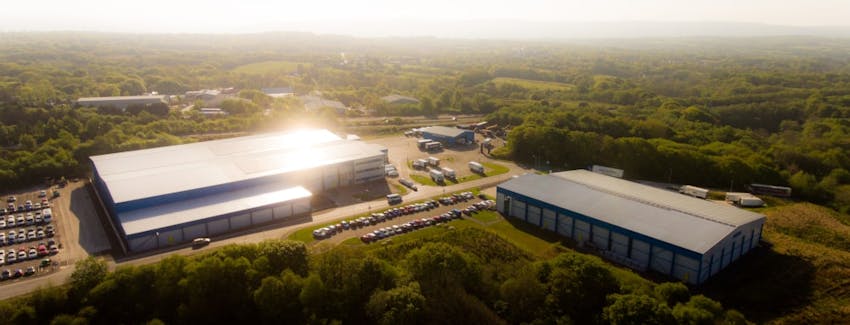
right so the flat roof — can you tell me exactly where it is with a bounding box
[421,126,470,138]
[91,129,386,204]
[120,184,311,236]
[499,170,765,254]
[77,95,167,102]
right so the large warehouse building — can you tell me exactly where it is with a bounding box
[420,126,474,146]
[76,95,168,109]
[91,129,387,253]
[496,170,765,284]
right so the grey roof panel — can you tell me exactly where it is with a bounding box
[91,129,386,204]
[498,170,765,254]
[421,126,469,138]
[119,184,311,236]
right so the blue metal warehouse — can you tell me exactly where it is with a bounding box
[420,126,474,145]
[91,129,387,253]
[496,170,765,284]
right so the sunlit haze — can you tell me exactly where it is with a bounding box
[1,0,848,37]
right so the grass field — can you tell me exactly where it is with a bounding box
[392,183,409,196]
[700,202,850,323]
[410,174,438,186]
[232,61,309,74]
[491,77,575,91]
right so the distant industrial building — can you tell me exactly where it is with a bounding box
[76,95,168,109]
[91,129,387,253]
[496,170,765,284]
[381,94,420,105]
[262,87,295,98]
[420,126,475,145]
[299,95,346,114]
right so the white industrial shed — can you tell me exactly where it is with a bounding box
[496,170,766,284]
[91,129,388,253]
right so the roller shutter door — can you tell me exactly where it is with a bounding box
[128,234,157,252]
[650,246,673,274]
[496,193,506,213]
[274,204,292,219]
[542,209,556,231]
[339,165,354,186]
[158,229,183,247]
[611,232,629,256]
[208,218,230,236]
[294,200,311,215]
[527,205,541,227]
[574,220,590,243]
[673,255,699,284]
[631,240,650,268]
[183,223,207,240]
[230,213,251,230]
[510,201,526,220]
[711,253,722,275]
[592,225,609,248]
[252,208,273,224]
[739,234,750,255]
[557,214,573,238]
[731,241,740,261]
[324,174,339,190]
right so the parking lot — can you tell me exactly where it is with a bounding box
[311,191,496,245]
[0,180,111,284]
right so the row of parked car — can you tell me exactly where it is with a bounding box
[4,196,51,215]
[0,266,37,280]
[361,209,463,243]
[0,224,55,246]
[312,192,495,241]
[0,239,59,266]
[314,200,442,239]
[0,210,53,229]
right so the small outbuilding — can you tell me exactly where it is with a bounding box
[420,126,474,146]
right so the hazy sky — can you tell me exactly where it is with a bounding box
[1,0,848,35]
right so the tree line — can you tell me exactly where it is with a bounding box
[1,229,747,324]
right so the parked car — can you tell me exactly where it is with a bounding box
[191,238,211,248]
[24,266,35,276]
[49,245,59,255]
[0,269,9,280]
[6,251,16,263]
[12,269,23,278]
[38,190,47,198]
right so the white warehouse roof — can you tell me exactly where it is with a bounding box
[499,170,765,254]
[120,184,311,236]
[91,129,386,204]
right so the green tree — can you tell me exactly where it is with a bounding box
[366,282,426,325]
[654,282,691,307]
[603,293,675,325]
[69,257,108,303]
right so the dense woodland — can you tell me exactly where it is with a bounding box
[0,230,747,324]
[1,33,850,211]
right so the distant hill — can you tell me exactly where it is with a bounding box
[246,20,850,39]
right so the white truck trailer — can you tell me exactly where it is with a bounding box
[429,169,445,183]
[679,185,709,199]
[469,161,484,174]
[441,167,456,180]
